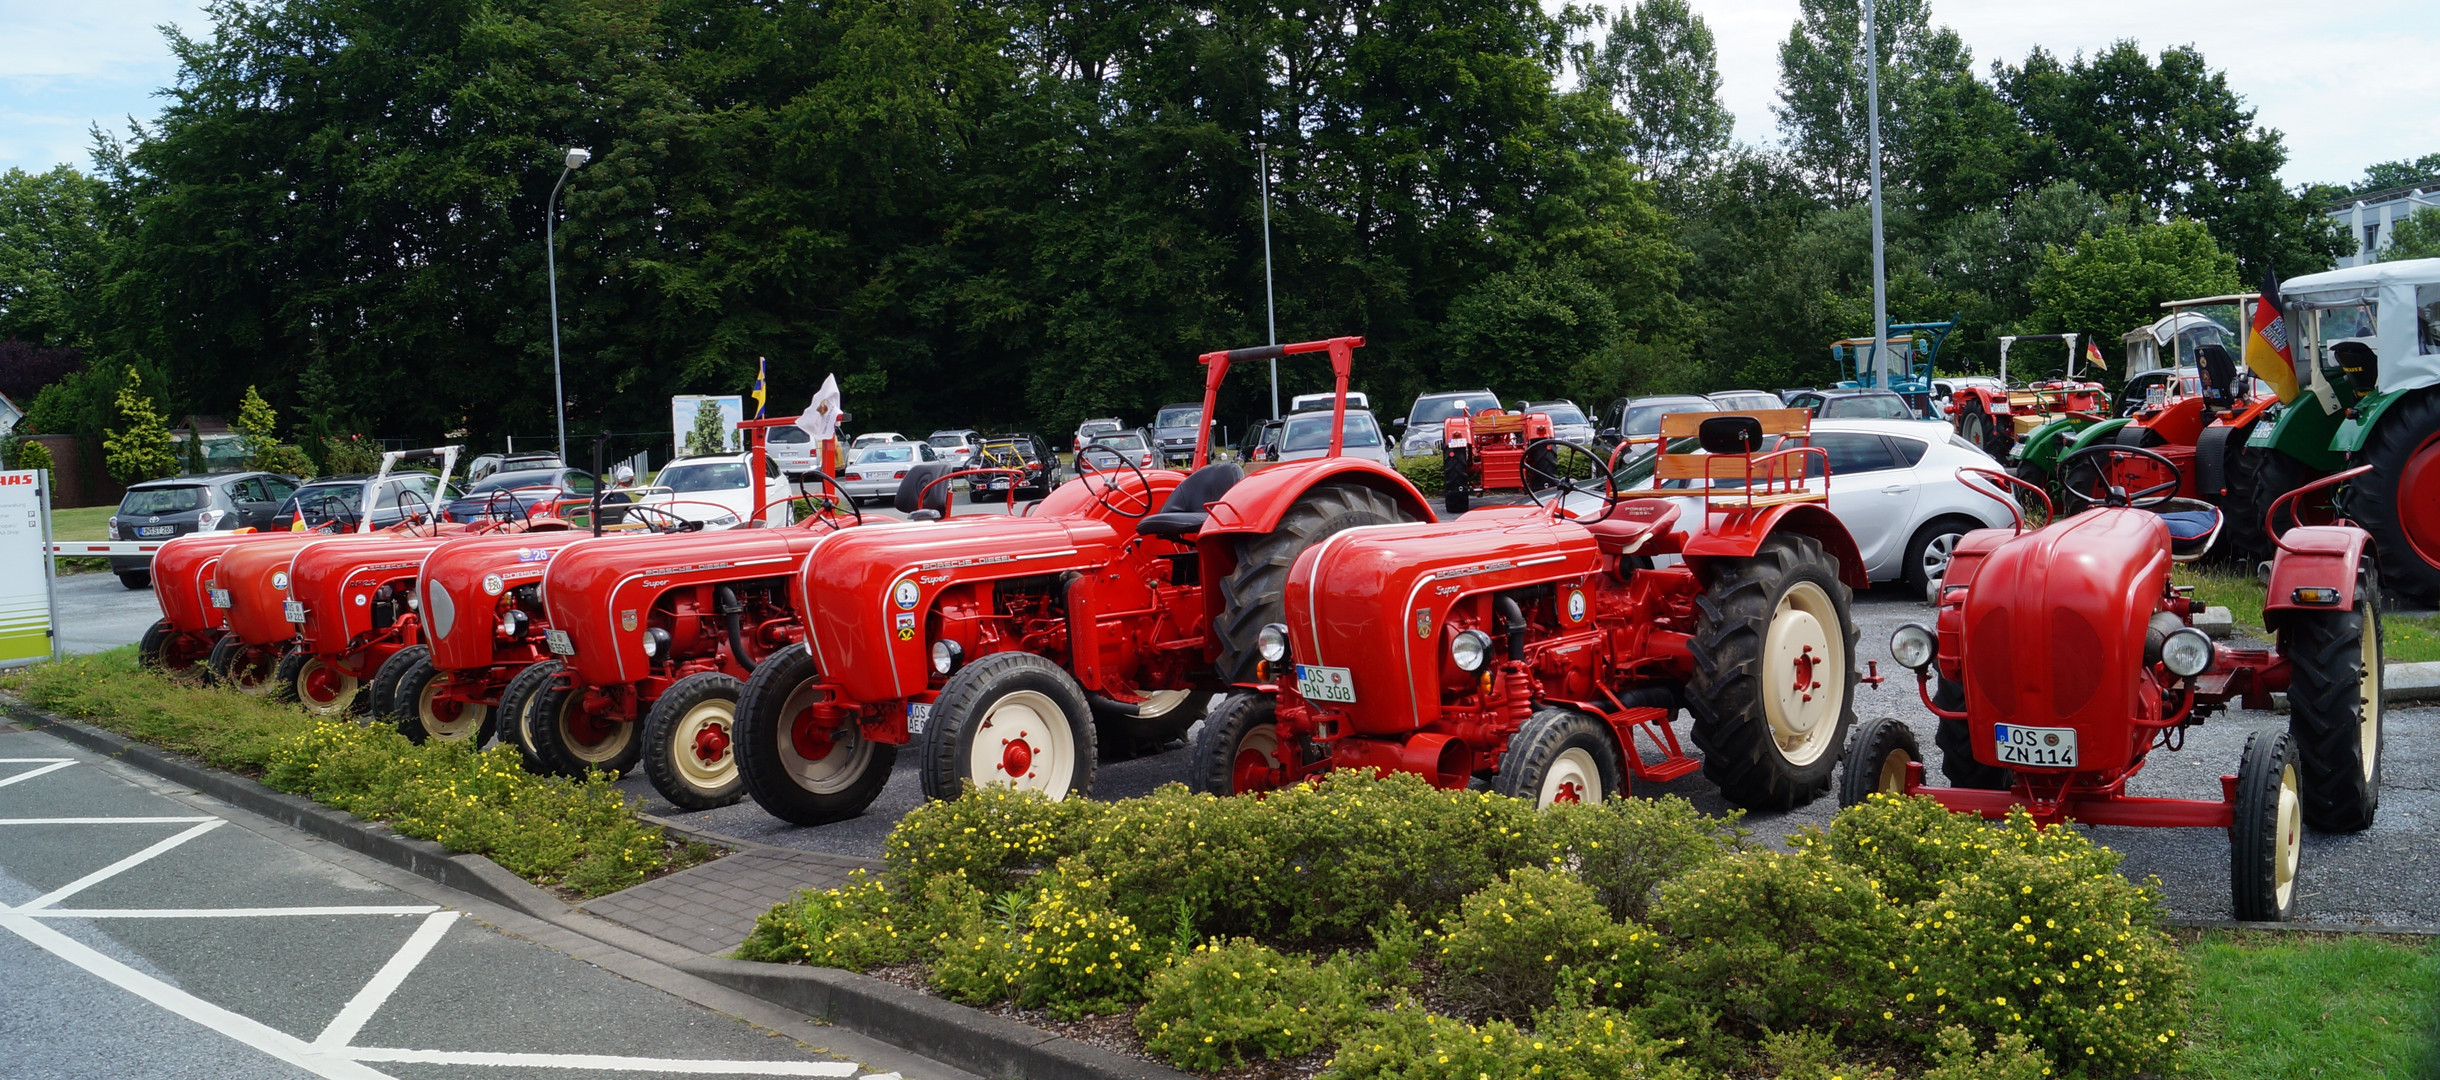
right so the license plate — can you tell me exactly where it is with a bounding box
[136,525,175,538]
[545,629,575,656]
[1295,664,1356,703]
[1995,724,2077,768]
[283,600,307,623]
[907,702,932,735]
[209,588,232,608]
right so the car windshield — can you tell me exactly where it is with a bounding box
[1079,421,1120,437]
[927,433,967,448]
[1091,432,1148,453]
[467,470,565,494]
[1281,412,1383,452]
[855,445,915,464]
[121,486,208,515]
[1532,403,1588,425]
[658,462,750,492]
[1621,399,1716,437]
[294,483,363,513]
[1820,395,1916,420]
[1155,406,1201,430]
[1409,395,1497,427]
[767,426,810,444]
[1711,393,1781,412]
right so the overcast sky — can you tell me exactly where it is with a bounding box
[3,0,2435,189]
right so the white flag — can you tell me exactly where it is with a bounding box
[800,375,842,442]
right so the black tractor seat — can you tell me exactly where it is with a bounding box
[1136,463,1246,538]
[895,461,952,521]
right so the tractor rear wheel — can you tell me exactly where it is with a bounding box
[1189,692,1284,796]
[495,661,561,772]
[527,675,641,778]
[1213,481,1414,686]
[2231,728,2303,921]
[366,645,424,722]
[642,672,746,810]
[394,649,493,747]
[1492,708,1622,808]
[2345,389,2440,604]
[2281,572,2383,832]
[137,619,175,671]
[211,638,283,696]
[1521,441,1557,493]
[1092,690,1205,762]
[1685,533,1858,810]
[1442,450,1471,515]
[1837,716,1921,808]
[1962,401,2008,459]
[921,652,1095,801]
[734,644,896,825]
[2216,433,2269,565]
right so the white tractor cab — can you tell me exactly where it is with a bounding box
[2242,257,2440,603]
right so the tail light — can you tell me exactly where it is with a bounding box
[893,471,908,479]
[108,517,119,540]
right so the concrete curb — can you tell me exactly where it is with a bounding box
[679,956,1191,1080]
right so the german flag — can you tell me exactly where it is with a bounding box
[2244,267,2301,402]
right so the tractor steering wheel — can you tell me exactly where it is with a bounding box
[785,471,863,532]
[1520,438,1620,518]
[2056,444,2182,510]
[1074,441,1154,519]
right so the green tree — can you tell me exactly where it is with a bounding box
[8,437,54,473]
[683,401,731,457]
[103,368,176,482]
[0,165,117,348]
[2351,154,2440,195]
[2378,208,2440,262]
[1773,0,1975,201]
[2028,219,2242,360]
[1595,0,1733,176]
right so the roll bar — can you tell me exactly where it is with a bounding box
[2267,464,2372,554]
[1191,336,1365,469]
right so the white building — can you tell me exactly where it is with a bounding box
[2329,181,2440,268]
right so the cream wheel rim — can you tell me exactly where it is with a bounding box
[967,689,1076,799]
[1132,689,1193,719]
[557,695,633,764]
[2359,607,2381,783]
[777,680,874,795]
[1876,746,1911,794]
[1763,580,1843,766]
[1537,747,1602,807]
[418,677,487,740]
[2274,761,2301,910]
[672,698,738,789]
[296,657,359,715]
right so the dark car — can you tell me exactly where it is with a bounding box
[1784,388,1922,420]
[968,434,1058,502]
[441,467,595,524]
[107,472,301,589]
[276,471,460,533]
[1151,402,1204,466]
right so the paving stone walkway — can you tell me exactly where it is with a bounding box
[584,844,882,956]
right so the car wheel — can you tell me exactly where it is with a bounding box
[1901,516,1981,595]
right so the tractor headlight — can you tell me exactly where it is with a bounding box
[1450,629,1492,673]
[643,627,671,658]
[1890,623,1937,671]
[1256,623,1291,664]
[2160,626,2214,678]
[498,610,528,638]
[930,639,963,675]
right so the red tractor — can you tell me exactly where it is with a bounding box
[731,336,1436,825]
[203,533,388,693]
[138,530,283,677]
[1440,407,1558,514]
[1842,458,2382,920]
[2078,344,2281,555]
[1193,407,1869,811]
[369,528,596,746]
[278,533,451,715]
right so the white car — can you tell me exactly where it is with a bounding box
[630,454,792,527]
[851,432,908,450]
[1594,418,2015,591]
[1518,400,1597,446]
[766,425,820,477]
[840,442,943,505]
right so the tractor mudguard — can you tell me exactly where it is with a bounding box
[418,530,596,670]
[1195,457,1436,543]
[1442,415,1473,450]
[1970,386,2011,415]
[2261,526,2369,630]
[2012,415,2092,471]
[2331,387,2411,454]
[2247,396,2349,473]
[1680,503,1870,590]
[2061,417,2134,458]
[214,533,382,646]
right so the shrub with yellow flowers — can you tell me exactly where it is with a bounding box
[1643,851,1902,1043]
[1135,938,1377,1070]
[1432,866,1663,1019]
[1320,995,1697,1080]
[734,870,917,969]
[1536,795,1744,923]
[1008,866,1161,1017]
[883,783,1106,895]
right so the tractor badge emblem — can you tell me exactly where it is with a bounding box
[896,612,917,640]
[271,571,289,590]
[894,580,920,610]
[1567,588,1588,623]
[620,609,638,632]
[1414,609,1432,638]
[482,573,504,596]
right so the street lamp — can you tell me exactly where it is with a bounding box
[1257,142,1279,420]
[546,146,592,463]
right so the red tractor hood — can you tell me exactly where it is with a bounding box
[1286,507,1601,731]
[288,535,441,654]
[804,515,1126,702]
[546,527,852,685]
[213,534,384,646]
[1960,507,2169,773]
[152,531,285,635]
[419,530,595,670]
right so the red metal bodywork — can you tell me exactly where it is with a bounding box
[214,534,378,647]
[2261,526,2368,625]
[412,530,598,712]
[2109,393,2281,500]
[287,535,439,681]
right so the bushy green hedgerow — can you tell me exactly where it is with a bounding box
[741,776,2185,1078]
[1390,453,1443,496]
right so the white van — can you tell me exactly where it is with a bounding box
[1288,391,1369,413]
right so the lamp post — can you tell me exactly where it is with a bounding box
[1258,141,1279,420]
[1863,1,1889,389]
[546,146,592,463]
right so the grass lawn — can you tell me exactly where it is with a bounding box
[2175,564,2440,664]
[2183,930,2439,1079]
[50,504,115,541]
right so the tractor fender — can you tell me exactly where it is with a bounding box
[2332,386,2414,454]
[2062,417,2134,458]
[1969,386,2011,415]
[1195,457,1437,542]
[2013,415,2091,469]
[2246,395,2349,473]
[1442,415,1473,450]
[2262,526,2371,631]
[1679,502,1870,590]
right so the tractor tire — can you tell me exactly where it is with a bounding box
[366,645,424,723]
[1837,716,1921,808]
[734,643,896,825]
[1962,402,2008,460]
[495,660,560,773]
[1901,516,1980,597]
[393,649,494,747]
[1931,675,2012,789]
[1092,690,1206,762]
[1189,692,1283,796]
[1684,533,1858,810]
[210,637,283,696]
[1521,441,1558,493]
[277,652,363,717]
[527,676,641,778]
[2230,728,2303,921]
[1491,708,1623,808]
[1442,449,1471,515]
[2242,449,2326,565]
[2216,434,2270,566]
[641,672,747,811]
[118,570,151,591]
[2345,388,2440,605]
[137,619,174,671]
[921,652,1096,801]
[1213,481,1415,686]
[2280,572,2383,832]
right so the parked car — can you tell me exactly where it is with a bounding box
[1150,403,1203,466]
[438,467,592,524]
[1073,417,1123,454]
[632,453,792,527]
[968,433,1058,501]
[1080,428,1157,470]
[839,441,942,505]
[1518,399,1597,445]
[1269,408,1394,467]
[927,429,983,469]
[1783,388,1926,421]
[465,452,561,483]
[1288,391,1370,413]
[278,471,461,532]
[106,472,301,589]
[1242,418,1283,463]
[766,424,819,477]
[1393,390,1501,458]
[1595,394,1718,463]
[1706,390,1786,413]
[850,432,908,450]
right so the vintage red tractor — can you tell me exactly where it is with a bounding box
[138,530,284,677]
[1841,459,2383,920]
[731,336,1436,825]
[277,532,450,715]
[1440,406,1558,514]
[202,533,389,693]
[2062,344,2279,555]
[1192,408,1870,811]
[367,528,596,746]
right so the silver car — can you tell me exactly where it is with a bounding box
[1517,400,1597,445]
[1272,409,1395,467]
[839,442,943,505]
[1394,390,1501,459]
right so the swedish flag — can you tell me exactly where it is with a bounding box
[752,356,768,419]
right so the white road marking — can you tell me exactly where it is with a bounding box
[0,913,401,1080]
[11,818,223,910]
[0,816,217,825]
[22,906,442,919]
[316,910,459,1048]
[0,759,76,788]
[341,1047,863,1075]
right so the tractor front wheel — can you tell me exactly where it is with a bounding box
[2281,572,2382,832]
[642,672,747,810]
[2231,728,2303,921]
[1491,708,1622,808]
[527,676,640,778]
[2240,449,2326,567]
[1189,692,1286,796]
[1442,450,1471,515]
[734,644,895,825]
[367,645,425,723]
[922,652,1095,801]
[495,661,561,773]
[210,638,284,696]
[279,653,363,717]
[394,649,493,747]
[2346,389,2440,604]
[1213,481,1414,686]
[137,619,193,674]
[1931,675,2012,790]
[1685,533,1858,810]
[1837,716,1921,808]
